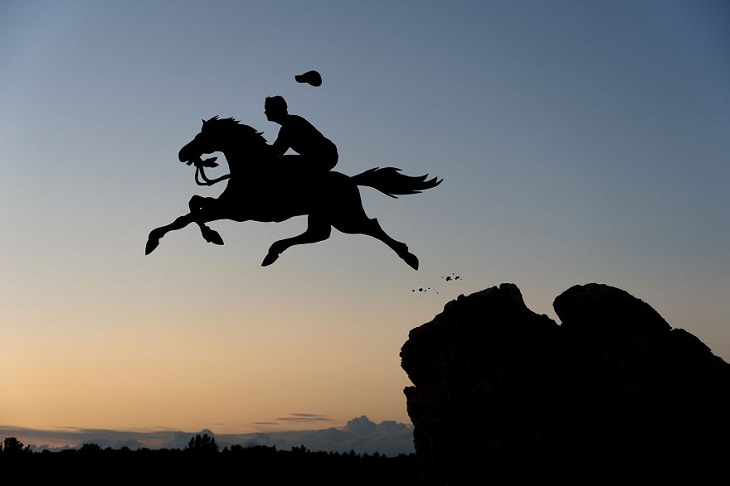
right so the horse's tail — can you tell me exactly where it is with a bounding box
[351,167,442,198]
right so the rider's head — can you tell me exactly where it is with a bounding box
[265,96,288,122]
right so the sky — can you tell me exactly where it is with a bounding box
[1,0,729,452]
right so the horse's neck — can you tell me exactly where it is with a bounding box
[223,145,274,177]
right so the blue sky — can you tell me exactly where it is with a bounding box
[1,0,728,450]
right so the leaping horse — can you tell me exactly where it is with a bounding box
[145,117,441,269]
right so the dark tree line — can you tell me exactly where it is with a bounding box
[0,435,417,485]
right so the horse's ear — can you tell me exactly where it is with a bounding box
[202,118,206,126]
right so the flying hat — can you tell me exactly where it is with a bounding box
[295,70,322,87]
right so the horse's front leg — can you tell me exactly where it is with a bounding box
[189,195,224,245]
[145,212,196,255]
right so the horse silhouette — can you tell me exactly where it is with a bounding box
[145,117,441,269]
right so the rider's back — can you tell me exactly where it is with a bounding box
[277,114,338,171]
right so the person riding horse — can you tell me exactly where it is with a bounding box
[146,115,441,269]
[264,96,338,177]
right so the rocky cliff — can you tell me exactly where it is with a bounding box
[401,283,730,485]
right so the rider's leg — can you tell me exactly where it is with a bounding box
[262,215,332,266]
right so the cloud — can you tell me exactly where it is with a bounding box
[226,416,414,456]
[274,413,333,424]
[0,417,414,457]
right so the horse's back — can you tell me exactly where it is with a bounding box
[221,167,362,222]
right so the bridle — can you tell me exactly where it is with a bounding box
[188,156,231,186]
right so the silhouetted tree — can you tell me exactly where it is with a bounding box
[79,443,103,454]
[1,437,27,454]
[185,433,218,453]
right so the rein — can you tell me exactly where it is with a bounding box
[191,157,231,186]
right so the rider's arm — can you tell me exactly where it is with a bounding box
[271,127,289,157]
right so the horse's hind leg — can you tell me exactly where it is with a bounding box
[336,216,419,270]
[262,215,332,266]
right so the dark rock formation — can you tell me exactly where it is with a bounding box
[401,283,730,485]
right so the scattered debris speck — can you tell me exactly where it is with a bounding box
[412,273,462,294]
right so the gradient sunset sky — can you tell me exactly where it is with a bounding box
[2,0,728,441]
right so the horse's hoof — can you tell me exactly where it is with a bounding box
[261,251,280,267]
[402,252,419,270]
[145,237,160,255]
[204,230,224,245]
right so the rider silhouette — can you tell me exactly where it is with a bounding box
[264,96,338,174]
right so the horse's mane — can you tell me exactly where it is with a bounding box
[204,116,269,147]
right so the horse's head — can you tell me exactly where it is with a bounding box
[178,116,226,165]
[178,116,268,166]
